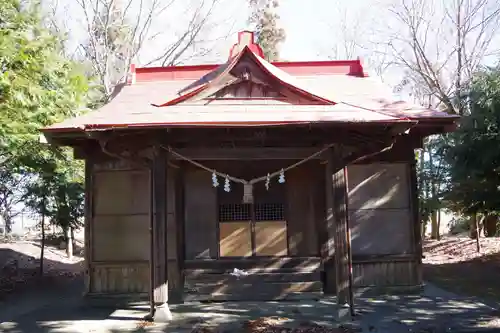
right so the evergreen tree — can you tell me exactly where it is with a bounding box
[248,0,286,61]
[0,0,91,236]
[445,66,500,236]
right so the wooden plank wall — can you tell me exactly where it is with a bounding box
[184,168,218,259]
[347,162,420,288]
[286,161,324,257]
[90,159,150,295]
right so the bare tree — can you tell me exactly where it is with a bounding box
[318,3,391,79]
[358,0,500,241]
[378,0,500,114]
[73,0,231,102]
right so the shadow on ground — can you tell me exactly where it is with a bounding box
[423,238,471,254]
[424,251,500,304]
[2,288,500,333]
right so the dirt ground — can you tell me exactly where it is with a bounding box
[0,234,84,299]
[1,234,500,332]
[2,233,500,304]
[423,235,500,303]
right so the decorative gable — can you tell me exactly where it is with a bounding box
[152,31,337,107]
[198,53,314,104]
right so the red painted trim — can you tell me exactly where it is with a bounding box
[135,59,366,82]
[244,49,336,105]
[136,64,218,74]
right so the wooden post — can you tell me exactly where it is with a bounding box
[166,157,182,303]
[84,158,93,295]
[323,159,336,294]
[333,167,350,305]
[148,162,155,320]
[153,149,168,304]
[152,148,172,322]
[326,148,353,318]
[408,159,423,286]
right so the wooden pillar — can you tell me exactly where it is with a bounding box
[153,149,168,304]
[326,148,352,307]
[408,156,423,285]
[153,149,183,305]
[323,159,336,294]
[166,162,182,303]
[84,158,94,295]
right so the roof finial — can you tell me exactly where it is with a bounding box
[126,64,136,85]
[228,31,264,59]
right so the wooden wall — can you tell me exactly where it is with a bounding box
[184,168,217,259]
[347,163,412,255]
[88,159,150,295]
[86,147,420,299]
[346,162,420,288]
[286,161,324,256]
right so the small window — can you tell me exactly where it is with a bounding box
[254,203,285,221]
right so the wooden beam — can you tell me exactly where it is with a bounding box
[170,147,328,160]
[163,127,393,146]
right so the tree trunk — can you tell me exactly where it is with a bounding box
[469,214,478,239]
[40,205,45,277]
[475,215,481,253]
[436,209,441,240]
[66,226,73,259]
[3,213,13,234]
[484,214,497,237]
[469,213,481,252]
[430,210,439,239]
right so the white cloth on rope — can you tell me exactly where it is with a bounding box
[160,144,334,186]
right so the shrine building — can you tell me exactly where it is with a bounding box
[41,31,459,318]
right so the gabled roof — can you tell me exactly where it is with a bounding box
[43,31,459,135]
[152,45,337,107]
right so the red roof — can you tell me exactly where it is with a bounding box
[43,31,458,134]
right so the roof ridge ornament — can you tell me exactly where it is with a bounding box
[229,31,264,60]
[126,64,136,85]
